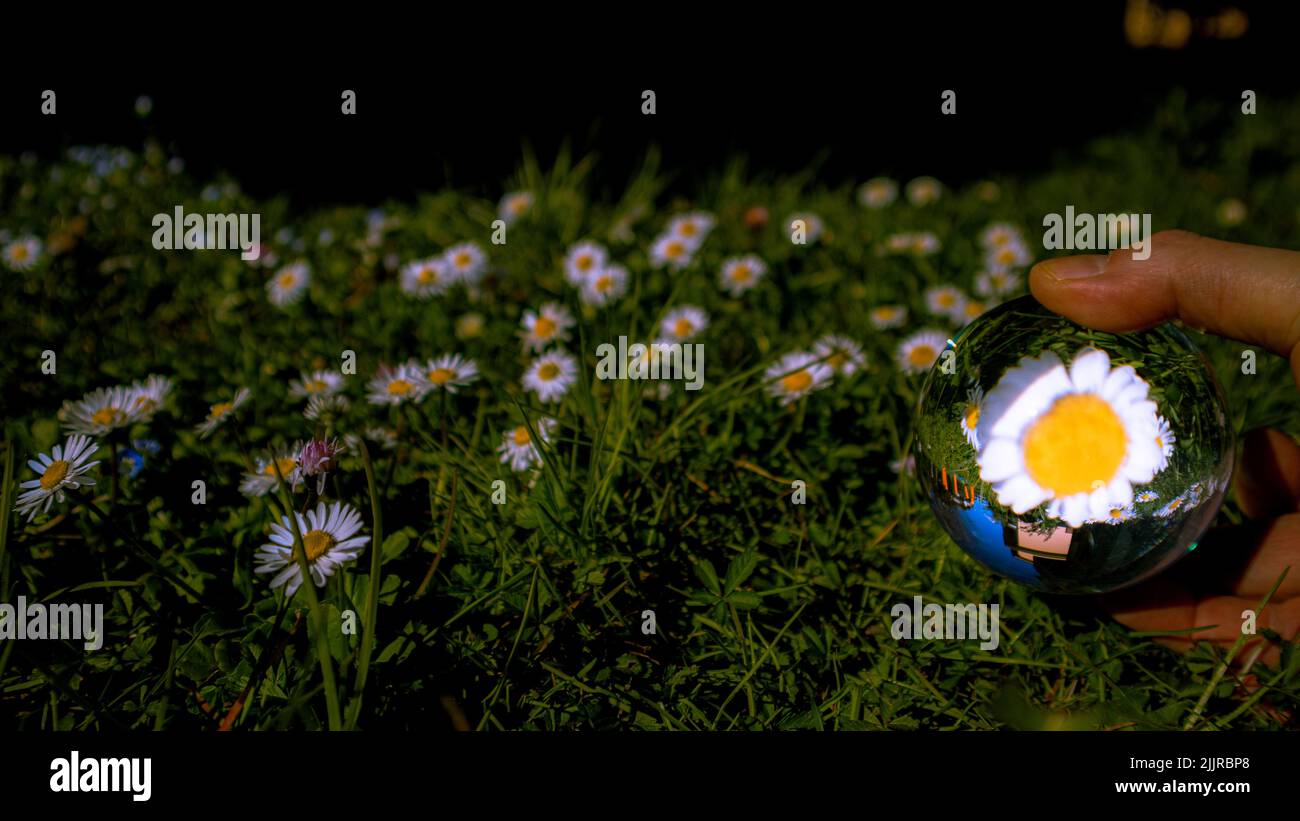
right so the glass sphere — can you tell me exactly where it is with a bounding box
[915,296,1234,594]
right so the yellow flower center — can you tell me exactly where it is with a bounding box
[278,271,297,289]
[387,379,413,396]
[40,460,70,490]
[295,529,334,562]
[907,344,936,367]
[13,245,29,261]
[209,401,232,419]
[538,363,560,381]
[305,379,328,393]
[937,292,955,307]
[91,407,122,427]
[510,198,527,214]
[965,302,983,318]
[512,426,531,446]
[827,351,848,369]
[428,368,455,385]
[533,316,557,339]
[964,404,980,429]
[576,254,594,272]
[679,222,698,237]
[262,457,298,478]
[997,248,1016,264]
[417,266,436,284]
[673,318,694,338]
[454,252,472,268]
[1109,508,1124,518]
[666,240,685,258]
[595,275,613,292]
[730,265,751,282]
[1022,393,1127,497]
[134,396,156,412]
[781,370,813,393]
[1155,435,1164,448]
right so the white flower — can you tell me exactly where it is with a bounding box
[443,242,487,285]
[979,223,1024,249]
[1218,198,1247,227]
[128,374,174,422]
[925,285,967,319]
[858,177,897,209]
[289,370,344,400]
[1093,504,1135,525]
[905,176,943,206]
[985,241,1032,270]
[974,269,1021,298]
[499,191,534,224]
[869,305,908,329]
[1135,490,1159,503]
[660,306,709,343]
[910,231,941,256]
[1154,415,1176,468]
[976,348,1166,528]
[666,211,715,245]
[367,363,424,405]
[956,298,990,326]
[196,387,251,438]
[254,501,370,597]
[523,351,578,403]
[400,257,453,297]
[1156,494,1191,519]
[497,417,558,472]
[564,241,608,286]
[580,264,629,307]
[719,255,767,296]
[240,452,301,497]
[416,353,480,396]
[61,386,141,436]
[268,262,310,307]
[520,303,575,351]
[961,384,985,450]
[649,233,696,269]
[813,335,867,376]
[896,330,949,375]
[304,393,350,422]
[14,435,99,520]
[3,236,42,271]
[765,352,834,406]
[788,213,824,243]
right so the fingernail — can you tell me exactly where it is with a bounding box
[1040,255,1109,280]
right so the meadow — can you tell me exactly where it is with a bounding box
[2,92,1298,730]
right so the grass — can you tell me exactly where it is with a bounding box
[2,91,1299,730]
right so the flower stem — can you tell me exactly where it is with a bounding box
[348,440,384,729]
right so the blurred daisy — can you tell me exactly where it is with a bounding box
[961,384,985,450]
[520,302,575,351]
[304,393,350,422]
[788,213,824,244]
[765,352,833,406]
[890,454,916,475]
[1135,490,1159,503]
[925,285,966,318]
[455,312,485,340]
[957,298,989,325]
[649,234,695,269]
[296,438,342,493]
[1154,415,1176,467]
[905,176,942,205]
[985,241,1032,270]
[976,348,1163,528]
[254,501,370,597]
[3,236,42,271]
[1095,504,1135,525]
[240,452,301,497]
[523,351,578,403]
[1218,198,1247,227]
[564,241,608,286]
[719,255,767,297]
[14,434,99,521]
[418,353,480,395]
[580,264,629,307]
[813,335,867,376]
[400,257,453,297]
[869,305,908,329]
[367,363,424,406]
[497,417,558,472]
[660,306,709,342]
[666,211,715,245]
[909,231,941,256]
[858,177,897,209]
[61,386,140,436]
[289,370,344,400]
[896,329,948,375]
[1156,494,1189,519]
[499,191,534,224]
[196,387,251,438]
[128,374,173,421]
[974,269,1021,298]
[443,242,487,284]
[979,223,1023,249]
[268,262,310,307]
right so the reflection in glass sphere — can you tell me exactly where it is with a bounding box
[915,296,1234,594]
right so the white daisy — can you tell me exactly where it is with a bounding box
[812,335,867,376]
[957,298,990,326]
[896,329,949,375]
[649,233,696,269]
[497,417,558,472]
[366,363,424,406]
[910,232,941,256]
[1218,198,1247,227]
[765,352,834,406]
[580,264,629,307]
[288,370,344,400]
[417,353,480,396]
[1154,415,1176,467]
[400,257,453,297]
[520,303,575,351]
[456,312,485,340]
[1135,490,1159,503]
[196,387,251,438]
[499,191,534,224]
[14,435,99,521]
[961,384,985,450]
[925,285,967,319]
[128,374,174,422]
[60,386,141,436]
[1094,504,1135,525]
[444,242,487,285]
[985,241,1032,270]
[1156,494,1191,519]
[718,255,768,297]
[564,241,608,286]
[905,176,943,206]
[268,262,310,307]
[523,351,578,403]
[304,393,350,422]
[254,501,370,597]
[979,223,1024,249]
[3,236,42,271]
[660,306,709,343]
[858,177,897,209]
[869,305,908,329]
[974,269,1022,298]
[976,348,1165,528]
[788,213,824,244]
[666,211,715,245]
[239,452,301,497]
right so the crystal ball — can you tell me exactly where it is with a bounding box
[914,296,1234,594]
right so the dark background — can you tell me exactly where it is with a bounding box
[2,2,1296,209]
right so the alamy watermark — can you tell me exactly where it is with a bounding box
[595,336,704,390]
[1042,206,1152,260]
[0,596,104,651]
[152,206,261,261]
[890,595,1000,651]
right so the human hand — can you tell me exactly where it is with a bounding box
[1030,229,1300,666]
